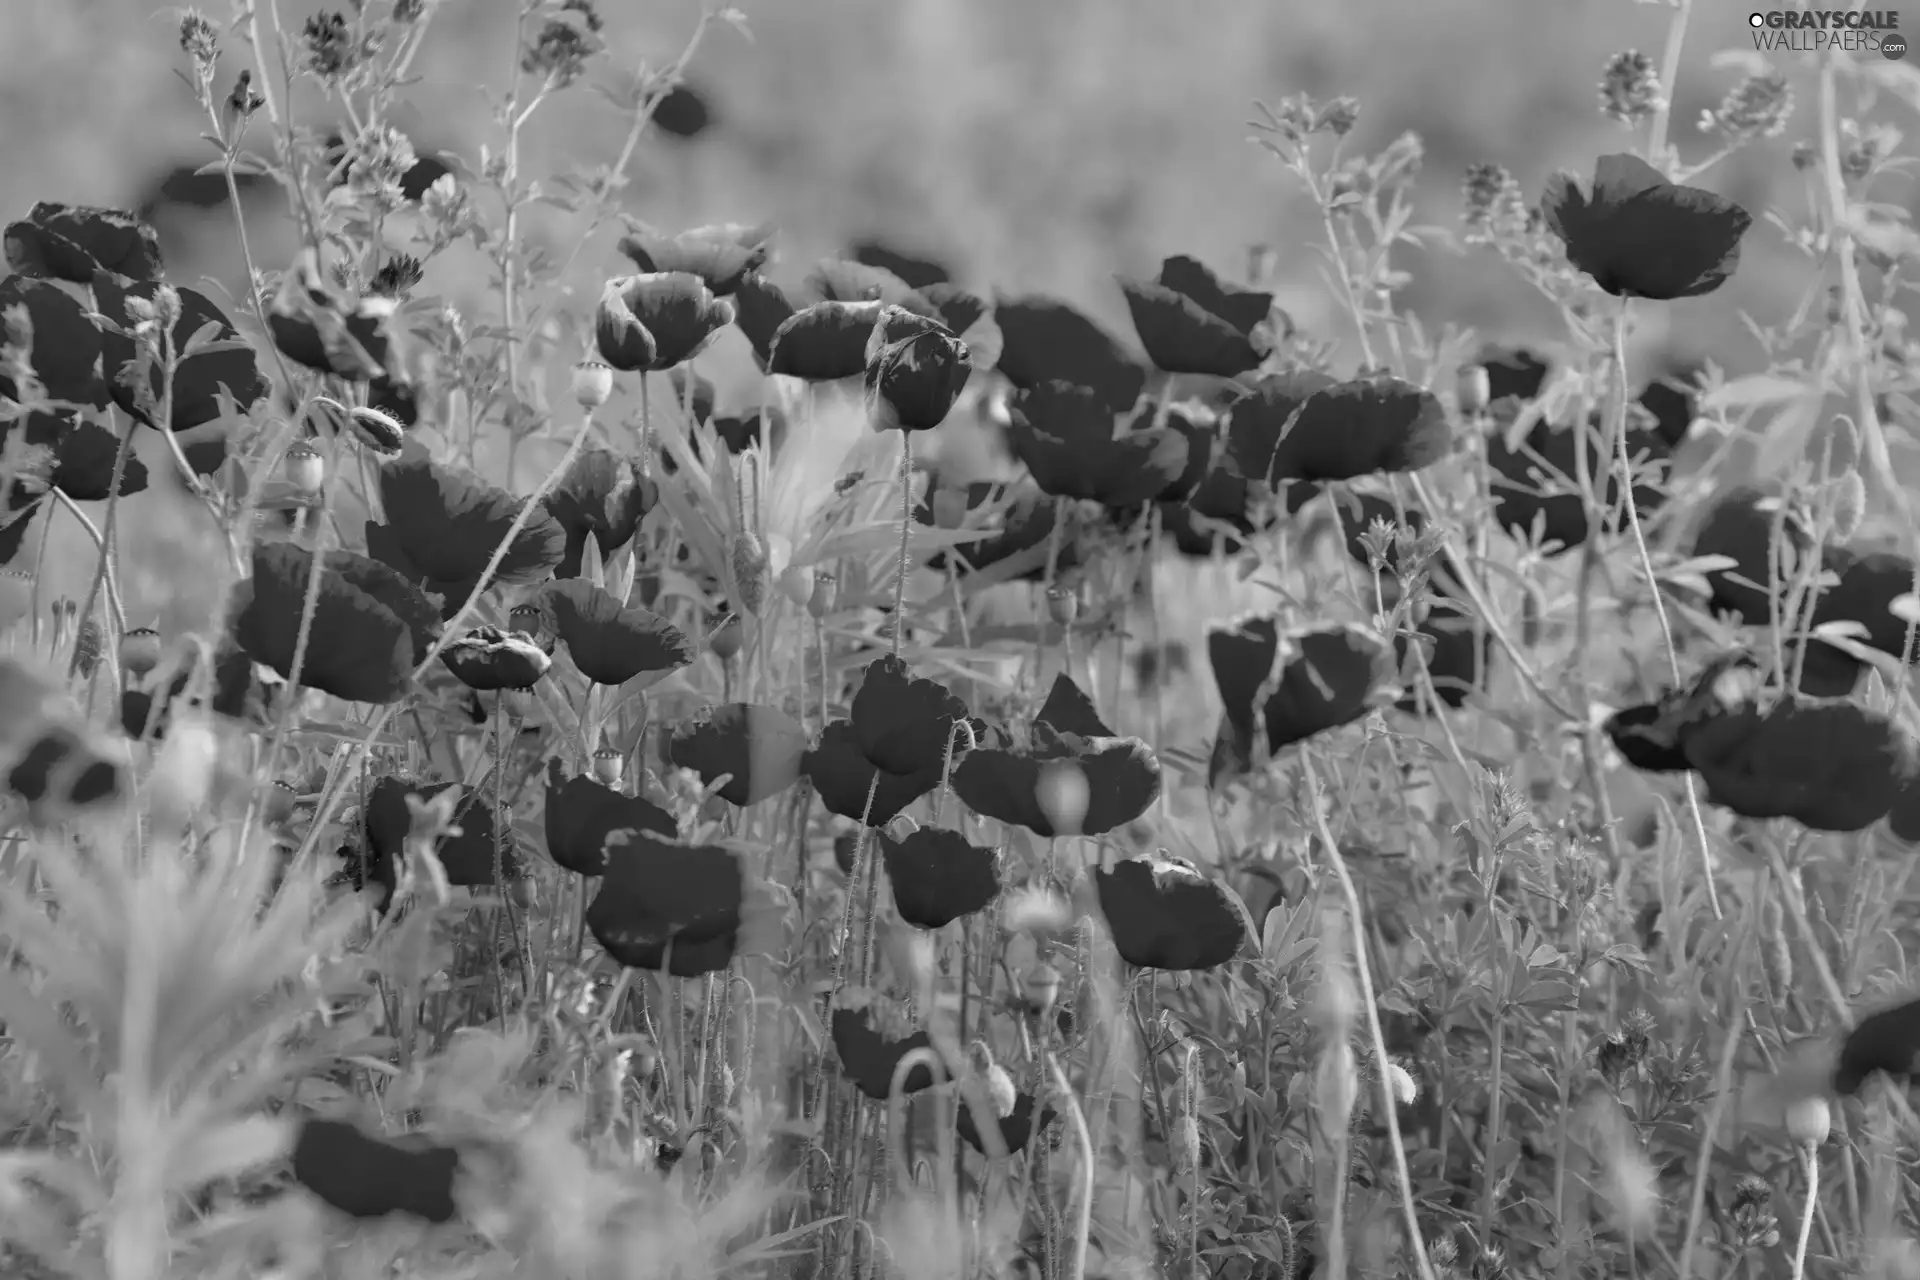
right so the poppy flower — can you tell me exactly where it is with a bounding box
[918,479,1088,582]
[992,294,1147,414]
[806,258,939,316]
[616,222,774,295]
[956,1091,1056,1156]
[766,299,887,382]
[0,276,106,407]
[1680,696,1920,832]
[1808,548,1920,665]
[595,272,735,373]
[919,283,1003,367]
[1833,996,1920,1095]
[666,702,808,806]
[1006,380,1189,508]
[877,826,1000,928]
[120,643,261,740]
[1222,369,1337,484]
[1233,372,1452,485]
[731,271,795,369]
[360,776,513,890]
[1158,458,1290,558]
[542,757,676,876]
[865,305,972,432]
[0,659,128,822]
[1690,486,1815,626]
[1206,617,1394,787]
[267,249,401,381]
[1092,853,1246,971]
[850,238,953,290]
[364,455,566,617]
[231,543,431,704]
[289,1116,458,1223]
[830,995,938,1100]
[441,626,550,691]
[541,449,656,579]
[1118,255,1273,378]
[538,579,692,686]
[4,203,164,284]
[652,80,712,138]
[3,410,147,502]
[1542,153,1753,300]
[1605,701,1692,774]
[1485,401,1670,553]
[586,830,762,977]
[950,675,1161,837]
[851,654,971,776]
[1395,597,1489,713]
[92,271,269,431]
[806,719,946,826]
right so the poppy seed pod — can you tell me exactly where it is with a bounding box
[347,406,406,458]
[572,359,614,409]
[776,563,815,609]
[263,778,299,826]
[1785,1095,1830,1148]
[591,746,624,786]
[285,443,325,495]
[119,627,163,678]
[1456,363,1491,416]
[708,614,744,660]
[1045,584,1079,627]
[807,571,837,620]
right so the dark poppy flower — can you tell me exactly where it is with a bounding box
[1834,996,1920,1095]
[594,273,735,373]
[587,830,769,977]
[542,757,676,876]
[616,222,774,296]
[992,294,1147,414]
[364,455,566,618]
[766,300,886,382]
[290,1116,458,1224]
[919,283,1003,366]
[441,626,550,691]
[1542,153,1752,300]
[1206,617,1394,787]
[1681,695,1920,833]
[864,305,972,432]
[360,776,513,890]
[1092,853,1246,971]
[918,479,1089,583]
[666,702,808,806]
[1604,651,1762,776]
[1222,369,1336,484]
[91,272,269,431]
[1395,597,1489,713]
[0,658,128,822]
[120,643,261,740]
[231,543,427,704]
[1690,486,1815,626]
[1478,345,1551,403]
[1809,548,1920,665]
[2,411,147,502]
[0,276,106,407]
[711,408,786,456]
[956,1091,1056,1156]
[1605,701,1692,773]
[806,719,945,825]
[267,249,401,381]
[1486,400,1670,554]
[538,578,692,685]
[850,239,953,290]
[1006,380,1188,508]
[731,271,795,369]
[806,258,938,316]
[1117,255,1273,377]
[1234,372,1451,485]
[851,655,971,776]
[325,550,443,665]
[950,675,1161,837]
[830,995,938,1100]
[541,449,656,579]
[1158,458,1289,558]
[4,203,163,284]
[877,826,1000,928]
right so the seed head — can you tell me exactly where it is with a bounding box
[1786,1095,1831,1149]
[1045,583,1078,627]
[1456,363,1491,416]
[591,747,623,787]
[571,359,613,410]
[1461,163,1531,244]
[119,627,163,679]
[178,9,219,74]
[522,0,606,87]
[73,617,102,677]
[301,10,368,80]
[1701,69,1794,142]
[284,443,324,495]
[1598,50,1665,127]
[1315,96,1361,137]
[806,571,836,621]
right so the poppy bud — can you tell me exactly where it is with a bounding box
[591,747,623,786]
[931,485,968,530]
[1831,468,1867,542]
[729,530,767,616]
[1022,962,1062,1016]
[347,405,406,457]
[284,442,325,495]
[572,359,614,410]
[982,1061,1017,1119]
[1045,584,1078,627]
[1175,1115,1202,1171]
[807,572,837,620]
[776,563,815,609]
[1786,1095,1831,1149]
[1456,363,1491,416]
[1035,760,1090,836]
[1385,1060,1418,1108]
[119,627,163,678]
[73,618,102,677]
[708,613,744,660]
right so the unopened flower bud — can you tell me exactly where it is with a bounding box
[983,1061,1017,1119]
[73,618,102,677]
[1385,1060,1418,1108]
[729,530,767,616]
[1786,1095,1831,1149]
[1456,363,1491,416]
[119,627,163,678]
[572,359,614,410]
[591,747,623,786]
[1175,1115,1202,1171]
[708,613,744,661]
[284,442,325,495]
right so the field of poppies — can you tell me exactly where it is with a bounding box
[11,3,1920,1280]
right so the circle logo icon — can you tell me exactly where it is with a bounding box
[1749,11,1766,26]
[1885,33,1909,60]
